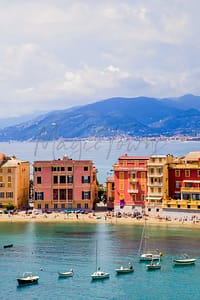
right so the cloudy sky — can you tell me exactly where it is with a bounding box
[0,0,199,117]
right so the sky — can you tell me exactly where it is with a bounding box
[0,0,200,118]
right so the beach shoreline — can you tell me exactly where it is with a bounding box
[0,211,200,228]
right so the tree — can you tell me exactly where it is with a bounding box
[6,203,14,211]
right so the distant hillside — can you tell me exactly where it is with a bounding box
[0,95,200,141]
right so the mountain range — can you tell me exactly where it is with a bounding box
[1,94,200,141]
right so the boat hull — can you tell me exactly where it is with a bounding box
[91,271,110,280]
[173,259,196,266]
[17,277,39,286]
[147,264,161,270]
[58,271,73,278]
[116,268,134,274]
[140,254,160,262]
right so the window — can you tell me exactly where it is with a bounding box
[54,204,58,209]
[8,176,11,182]
[37,176,42,184]
[150,168,154,175]
[45,204,48,209]
[0,192,4,198]
[82,176,90,183]
[158,168,162,175]
[35,192,44,200]
[175,181,181,188]
[77,203,81,209]
[185,170,190,177]
[7,168,11,173]
[60,176,66,184]
[60,189,66,200]
[68,167,72,171]
[6,192,13,198]
[35,167,41,172]
[132,172,136,179]
[84,166,88,171]
[85,203,88,209]
[38,204,41,209]
[61,204,65,209]
[67,175,73,184]
[53,189,58,200]
[182,193,190,200]
[175,170,180,177]
[82,191,91,200]
[61,167,65,171]
[67,189,73,201]
[53,176,58,184]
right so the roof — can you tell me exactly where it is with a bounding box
[119,155,150,160]
[184,151,200,161]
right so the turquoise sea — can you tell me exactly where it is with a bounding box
[0,222,200,300]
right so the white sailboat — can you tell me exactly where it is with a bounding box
[146,257,161,270]
[91,241,109,280]
[138,217,162,262]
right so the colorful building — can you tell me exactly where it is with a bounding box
[33,156,97,211]
[0,154,30,209]
[163,151,200,212]
[113,155,149,213]
[146,154,173,216]
[106,177,114,210]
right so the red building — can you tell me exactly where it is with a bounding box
[113,155,149,213]
[33,156,97,211]
[166,152,200,210]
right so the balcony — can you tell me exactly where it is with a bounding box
[127,189,138,193]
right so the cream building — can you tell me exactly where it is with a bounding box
[0,154,30,209]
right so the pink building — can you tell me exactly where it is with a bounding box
[33,156,97,211]
[113,154,149,213]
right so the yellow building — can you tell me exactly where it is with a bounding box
[0,154,30,209]
[146,154,173,216]
[106,177,114,210]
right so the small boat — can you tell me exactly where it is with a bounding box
[173,254,196,266]
[138,218,162,262]
[91,268,110,280]
[146,258,161,270]
[17,272,39,286]
[91,241,109,280]
[58,269,73,278]
[3,244,13,248]
[115,262,134,274]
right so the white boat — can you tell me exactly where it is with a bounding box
[91,268,110,280]
[138,218,162,262]
[115,263,134,274]
[17,272,39,286]
[58,269,73,278]
[146,258,161,270]
[91,241,109,280]
[173,254,196,266]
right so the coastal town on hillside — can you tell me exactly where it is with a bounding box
[1,151,200,220]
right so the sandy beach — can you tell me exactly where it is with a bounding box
[0,211,199,228]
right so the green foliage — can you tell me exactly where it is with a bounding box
[6,203,14,210]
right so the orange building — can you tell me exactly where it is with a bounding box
[113,155,149,213]
[33,156,97,211]
[106,177,114,210]
[0,154,30,209]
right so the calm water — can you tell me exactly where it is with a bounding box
[0,222,200,300]
[1,140,200,183]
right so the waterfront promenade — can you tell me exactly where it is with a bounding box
[0,210,199,227]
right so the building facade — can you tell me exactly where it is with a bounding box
[113,155,149,213]
[33,156,97,211]
[163,152,200,212]
[106,177,114,210]
[0,154,30,209]
[146,154,173,216]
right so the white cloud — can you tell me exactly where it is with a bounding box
[0,1,199,117]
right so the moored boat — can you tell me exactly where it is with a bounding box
[146,259,161,270]
[91,268,110,280]
[17,272,39,286]
[3,244,13,248]
[173,255,196,266]
[58,269,73,278]
[115,262,134,274]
